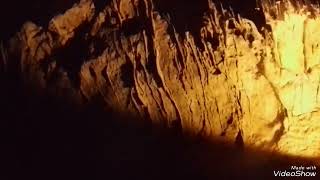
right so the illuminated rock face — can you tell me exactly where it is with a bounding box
[265,4,320,116]
[261,2,320,157]
[5,0,320,158]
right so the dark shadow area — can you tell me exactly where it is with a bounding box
[0,0,80,41]
[153,0,209,49]
[121,17,146,36]
[154,0,209,34]
[49,20,93,89]
[92,0,112,12]
[155,0,265,34]
[152,0,267,49]
[219,0,266,30]
[0,0,116,42]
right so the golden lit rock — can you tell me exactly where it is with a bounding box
[6,0,320,159]
[261,0,320,157]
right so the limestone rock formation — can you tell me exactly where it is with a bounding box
[4,0,320,159]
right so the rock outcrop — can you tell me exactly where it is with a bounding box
[4,0,320,159]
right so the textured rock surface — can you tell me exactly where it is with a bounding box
[5,0,320,159]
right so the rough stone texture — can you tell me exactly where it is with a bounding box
[5,0,320,159]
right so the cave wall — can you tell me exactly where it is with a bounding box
[2,0,320,159]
